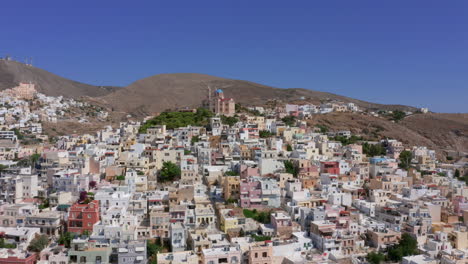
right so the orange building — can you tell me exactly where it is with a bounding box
[68,200,100,234]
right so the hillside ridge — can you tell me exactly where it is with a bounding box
[100,72,418,115]
[0,59,120,98]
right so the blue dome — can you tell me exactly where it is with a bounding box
[215,89,224,93]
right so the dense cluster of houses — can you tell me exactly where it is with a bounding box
[0,97,465,264]
[245,102,360,119]
[0,83,108,134]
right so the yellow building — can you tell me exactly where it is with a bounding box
[223,176,240,200]
[219,209,239,232]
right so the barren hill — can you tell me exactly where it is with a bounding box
[0,59,119,97]
[99,73,416,115]
[308,112,468,157]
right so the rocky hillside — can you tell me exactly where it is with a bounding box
[99,73,417,115]
[308,112,468,158]
[0,59,120,97]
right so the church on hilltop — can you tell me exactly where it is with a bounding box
[204,88,235,116]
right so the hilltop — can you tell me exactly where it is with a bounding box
[99,73,417,115]
[0,59,120,98]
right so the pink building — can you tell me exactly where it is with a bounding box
[240,164,260,179]
[271,211,293,238]
[240,179,262,208]
[210,151,224,165]
[212,89,235,116]
[453,196,468,216]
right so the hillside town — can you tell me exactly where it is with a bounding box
[0,82,109,139]
[0,88,466,264]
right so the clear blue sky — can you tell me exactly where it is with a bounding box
[1,0,467,112]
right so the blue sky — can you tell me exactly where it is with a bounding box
[1,0,467,112]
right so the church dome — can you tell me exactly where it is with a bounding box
[215,89,224,93]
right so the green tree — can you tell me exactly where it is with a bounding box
[58,232,73,248]
[0,238,16,249]
[225,171,239,176]
[191,135,200,145]
[147,240,165,264]
[251,234,271,242]
[399,150,413,170]
[366,251,385,264]
[255,211,271,224]
[221,115,239,126]
[28,235,49,252]
[13,128,24,140]
[316,124,328,133]
[235,103,242,113]
[284,160,299,177]
[454,169,460,178]
[282,116,296,127]
[387,233,418,262]
[243,209,271,224]
[332,135,362,145]
[225,197,238,205]
[116,175,125,181]
[391,110,406,122]
[38,198,49,209]
[158,161,181,182]
[139,108,213,133]
[30,153,41,163]
[286,144,293,151]
[259,130,274,138]
[362,142,386,157]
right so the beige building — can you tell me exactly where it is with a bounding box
[367,229,401,250]
[249,242,273,264]
[7,82,37,100]
[449,230,468,250]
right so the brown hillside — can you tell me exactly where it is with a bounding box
[100,73,417,115]
[308,112,468,156]
[0,60,120,97]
